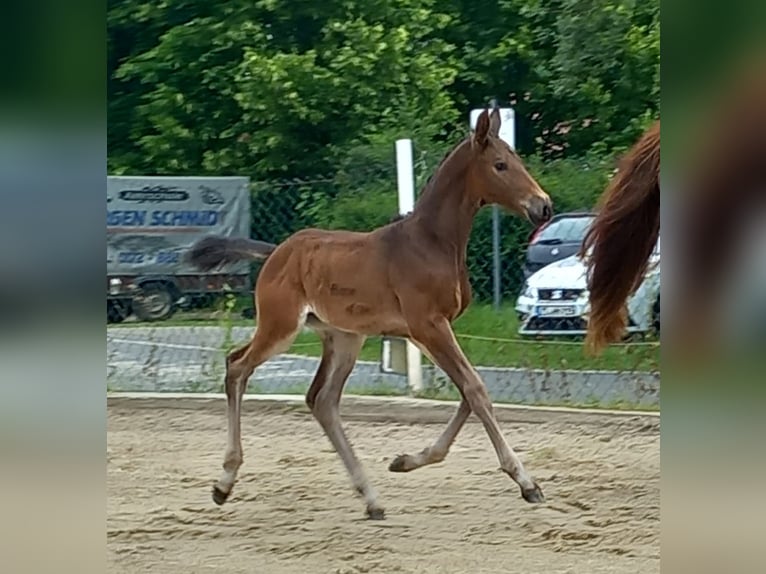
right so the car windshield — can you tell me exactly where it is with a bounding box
[536,216,594,242]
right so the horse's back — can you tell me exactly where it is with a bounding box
[270,227,406,333]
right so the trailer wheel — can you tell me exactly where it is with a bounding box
[132,282,175,322]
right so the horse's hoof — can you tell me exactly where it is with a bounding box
[366,504,386,520]
[388,454,413,473]
[521,482,545,504]
[212,485,230,506]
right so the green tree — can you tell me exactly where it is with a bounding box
[536,0,660,155]
[108,0,461,178]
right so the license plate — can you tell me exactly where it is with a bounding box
[535,305,578,317]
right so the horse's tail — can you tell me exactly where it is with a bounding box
[580,120,660,355]
[185,236,277,272]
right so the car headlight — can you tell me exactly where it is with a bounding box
[522,284,537,299]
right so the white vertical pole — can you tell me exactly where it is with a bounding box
[395,138,423,393]
[395,139,416,214]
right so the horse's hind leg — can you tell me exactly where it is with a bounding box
[305,328,383,518]
[212,305,303,505]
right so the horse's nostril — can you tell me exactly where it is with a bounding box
[542,204,552,220]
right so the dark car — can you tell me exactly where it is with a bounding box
[522,212,594,278]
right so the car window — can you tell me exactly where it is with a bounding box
[536,216,594,242]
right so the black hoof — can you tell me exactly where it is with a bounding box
[521,482,545,504]
[366,505,386,520]
[388,454,412,473]
[212,485,230,506]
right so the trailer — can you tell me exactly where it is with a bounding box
[107,176,251,322]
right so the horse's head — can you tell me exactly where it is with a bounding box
[468,108,553,225]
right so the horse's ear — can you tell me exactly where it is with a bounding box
[488,107,501,138]
[473,109,491,149]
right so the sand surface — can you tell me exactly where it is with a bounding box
[107,399,659,573]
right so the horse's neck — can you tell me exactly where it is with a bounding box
[410,143,479,262]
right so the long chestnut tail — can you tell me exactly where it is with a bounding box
[580,121,660,355]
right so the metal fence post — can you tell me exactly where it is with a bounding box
[395,138,423,394]
[492,205,502,310]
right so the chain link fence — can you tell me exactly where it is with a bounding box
[107,151,660,410]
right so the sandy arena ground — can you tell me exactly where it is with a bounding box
[107,397,659,573]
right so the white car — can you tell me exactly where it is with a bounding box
[515,240,660,337]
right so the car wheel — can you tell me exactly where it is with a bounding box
[132,282,176,322]
[652,296,660,333]
[107,300,131,323]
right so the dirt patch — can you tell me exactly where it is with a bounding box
[107,399,659,573]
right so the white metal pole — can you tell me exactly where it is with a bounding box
[395,139,415,214]
[395,138,423,393]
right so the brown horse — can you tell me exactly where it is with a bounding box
[186,108,553,519]
[580,120,660,355]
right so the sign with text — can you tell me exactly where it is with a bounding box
[107,176,251,276]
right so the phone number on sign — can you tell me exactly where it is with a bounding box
[118,251,180,264]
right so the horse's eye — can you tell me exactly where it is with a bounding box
[494,161,507,171]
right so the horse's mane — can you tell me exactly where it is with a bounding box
[580,120,661,354]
